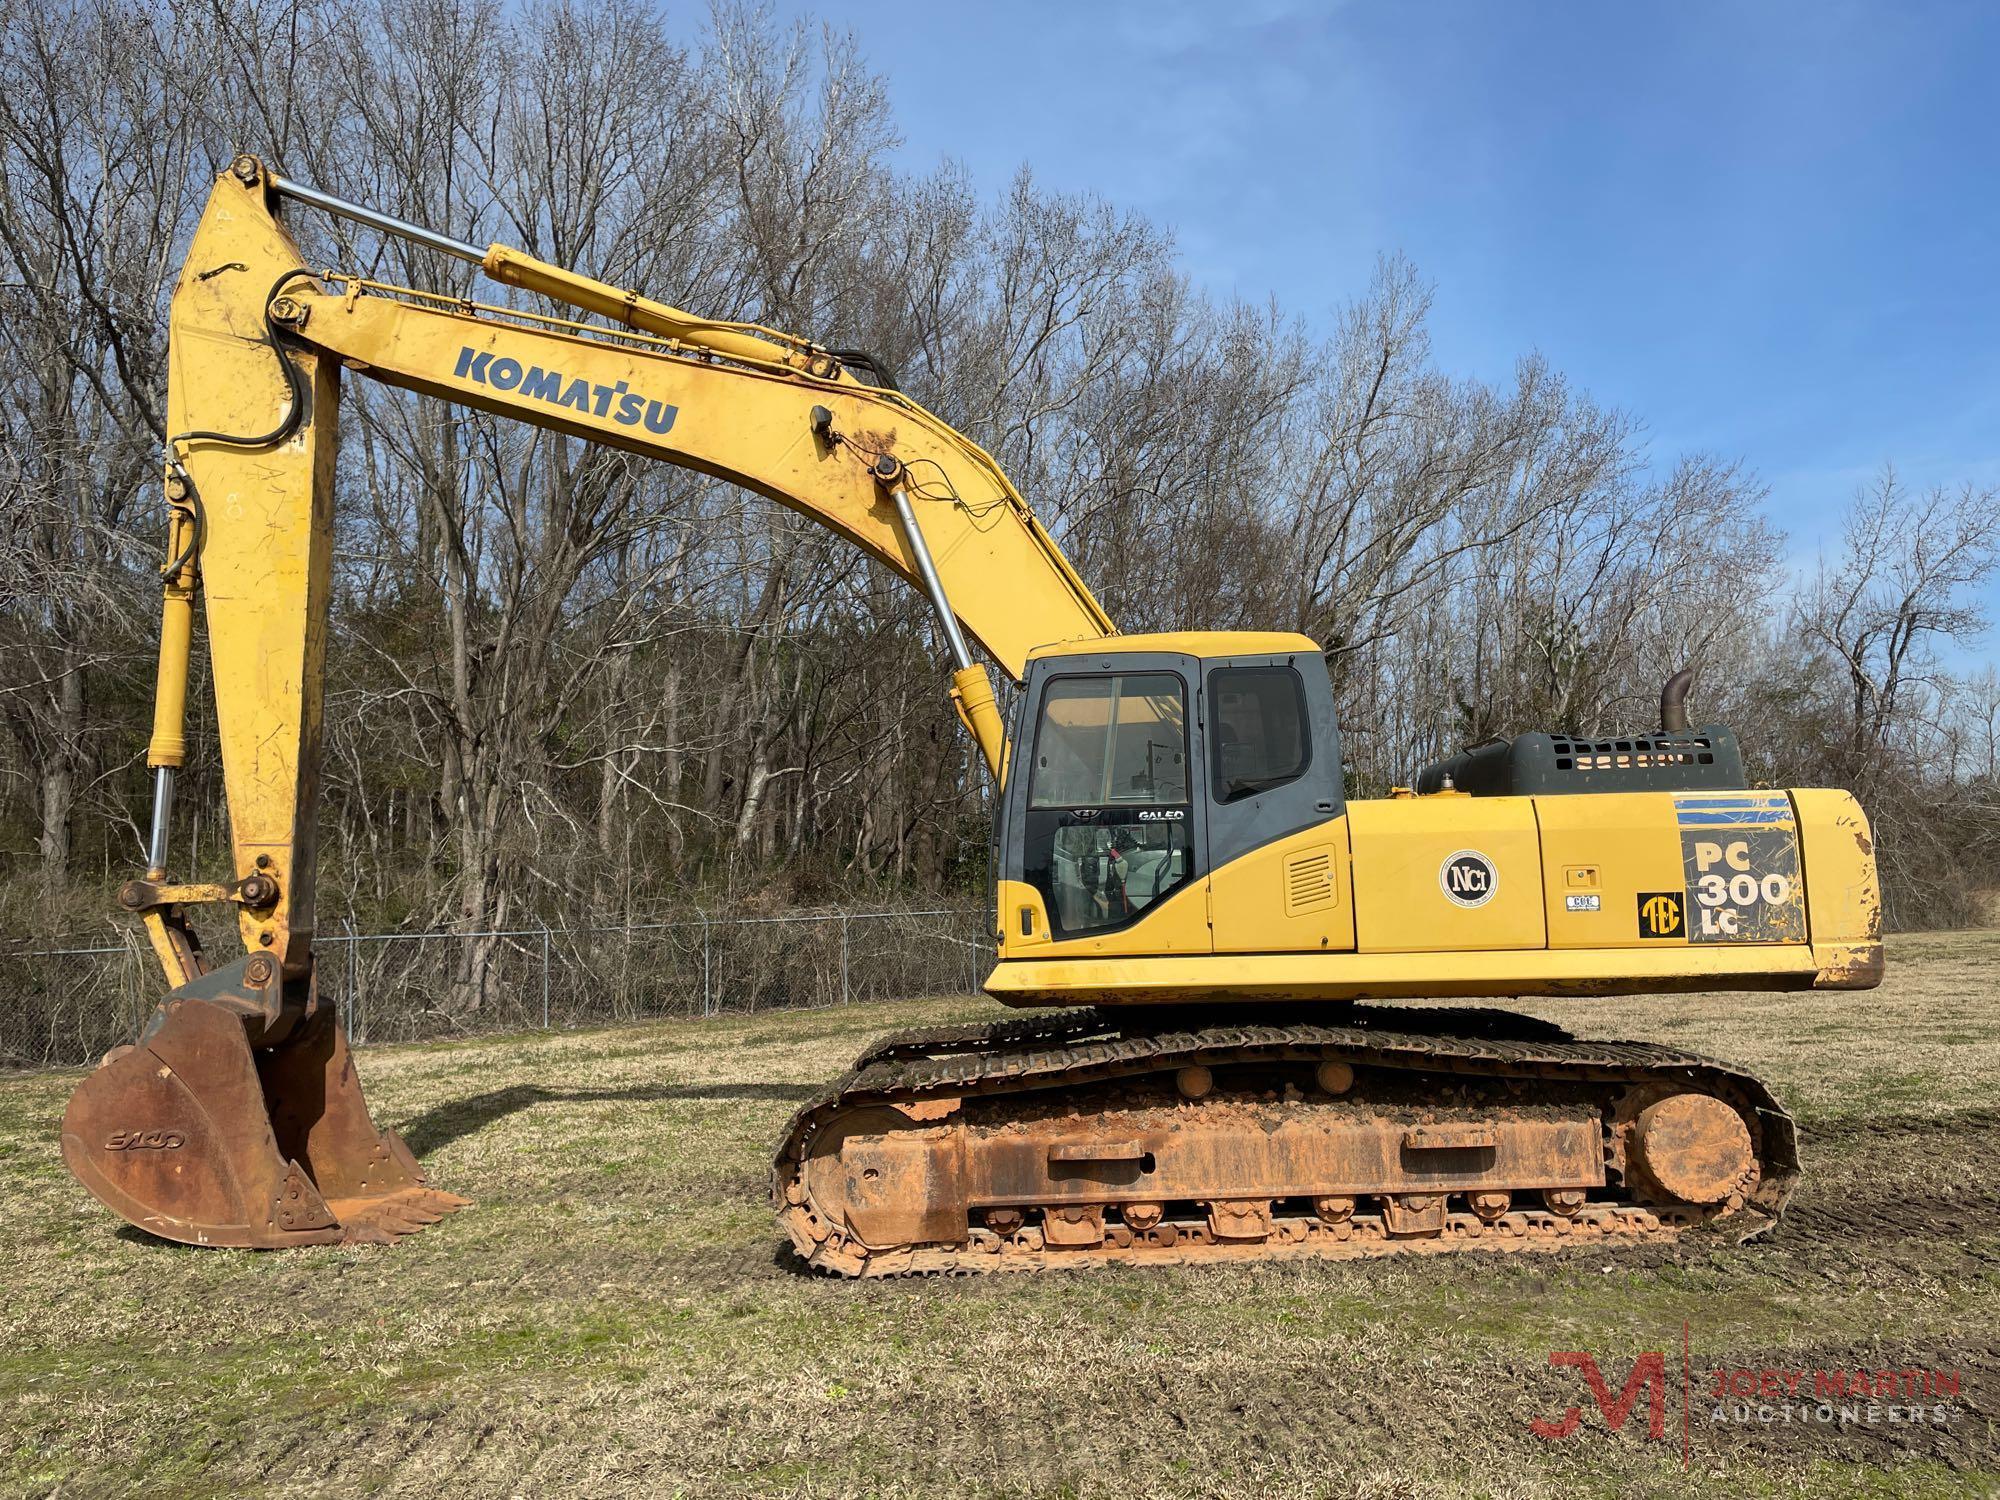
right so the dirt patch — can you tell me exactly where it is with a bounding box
[1780,1186,2000,1245]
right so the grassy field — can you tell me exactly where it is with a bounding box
[3,930,1997,1498]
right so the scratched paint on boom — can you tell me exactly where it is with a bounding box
[453,346,678,433]
[1675,793,1807,943]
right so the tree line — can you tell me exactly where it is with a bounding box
[2,0,1996,1005]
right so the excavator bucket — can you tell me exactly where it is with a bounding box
[61,954,467,1247]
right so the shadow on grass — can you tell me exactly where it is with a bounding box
[112,1224,206,1249]
[401,1081,818,1156]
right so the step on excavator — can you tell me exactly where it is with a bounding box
[62,157,1882,1270]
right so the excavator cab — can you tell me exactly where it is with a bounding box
[998,632,1343,948]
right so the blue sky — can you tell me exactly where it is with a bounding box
[765,2,2000,642]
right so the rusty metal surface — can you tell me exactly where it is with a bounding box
[1816,941,1887,989]
[807,1098,1607,1253]
[773,1006,1796,1277]
[61,955,467,1247]
[1627,1092,1754,1205]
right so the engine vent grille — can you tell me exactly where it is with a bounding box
[1549,734,1717,771]
[1284,850,1336,914]
[1414,725,1747,797]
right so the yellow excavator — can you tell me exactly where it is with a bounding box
[61,157,1881,1271]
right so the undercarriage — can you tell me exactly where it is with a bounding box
[773,1007,1797,1277]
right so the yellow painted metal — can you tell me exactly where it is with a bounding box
[1207,818,1356,953]
[995,876,1213,959]
[144,500,197,775]
[131,881,244,905]
[165,171,340,977]
[1347,797,1546,953]
[1793,789,1883,951]
[1811,942,1880,986]
[1029,630,1319,663]
[139,910,201,991]
[948,665,1008,782]
[478,244,833,379]
[984,941,1830,1006]
[1535,793,1695,949]
[997,878,1051,952]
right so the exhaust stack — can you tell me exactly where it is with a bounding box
[1659,668,1695,734]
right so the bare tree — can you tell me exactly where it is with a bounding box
[1,0,1993,969]
[1796,469,2000,781]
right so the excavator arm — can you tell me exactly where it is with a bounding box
[61,155,1111,1248]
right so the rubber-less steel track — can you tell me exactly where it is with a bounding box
[772,1007,1798,1277]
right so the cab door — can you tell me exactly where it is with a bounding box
[1203,652,1357,954]
[999,654,1211,956]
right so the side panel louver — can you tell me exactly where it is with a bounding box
[1284,851,1336,915]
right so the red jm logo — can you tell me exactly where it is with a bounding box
[1530,1351,1669,1440]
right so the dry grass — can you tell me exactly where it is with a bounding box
[3,931,1998,1498]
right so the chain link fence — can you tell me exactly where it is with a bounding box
[0,905,991,1070]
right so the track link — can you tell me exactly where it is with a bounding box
[774,1007,1798,1277]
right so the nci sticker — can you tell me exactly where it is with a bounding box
[1439,850,1498,908]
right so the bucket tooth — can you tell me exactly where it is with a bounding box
[60,954,467,1248]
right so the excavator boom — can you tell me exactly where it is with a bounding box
[63,156,1111,1248]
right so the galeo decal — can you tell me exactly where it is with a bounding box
[1673,793,1806,943]
[1136,809,1185,821]
[1439,850,1498,908]
[454,346,677,434]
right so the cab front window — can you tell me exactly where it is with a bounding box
[1030,674,1188,808]
[1025,673,1192,937]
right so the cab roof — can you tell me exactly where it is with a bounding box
[1025,630,1321,663]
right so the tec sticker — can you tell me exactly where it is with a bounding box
[1637,891,1686,939]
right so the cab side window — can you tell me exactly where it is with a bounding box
[1209,665,1309,804]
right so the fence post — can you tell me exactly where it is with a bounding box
[840,914,850,1005]
[334,927,350,1045]
[541,927,552,1030]
[700,908,712,1017]
[345,916,362,1045]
